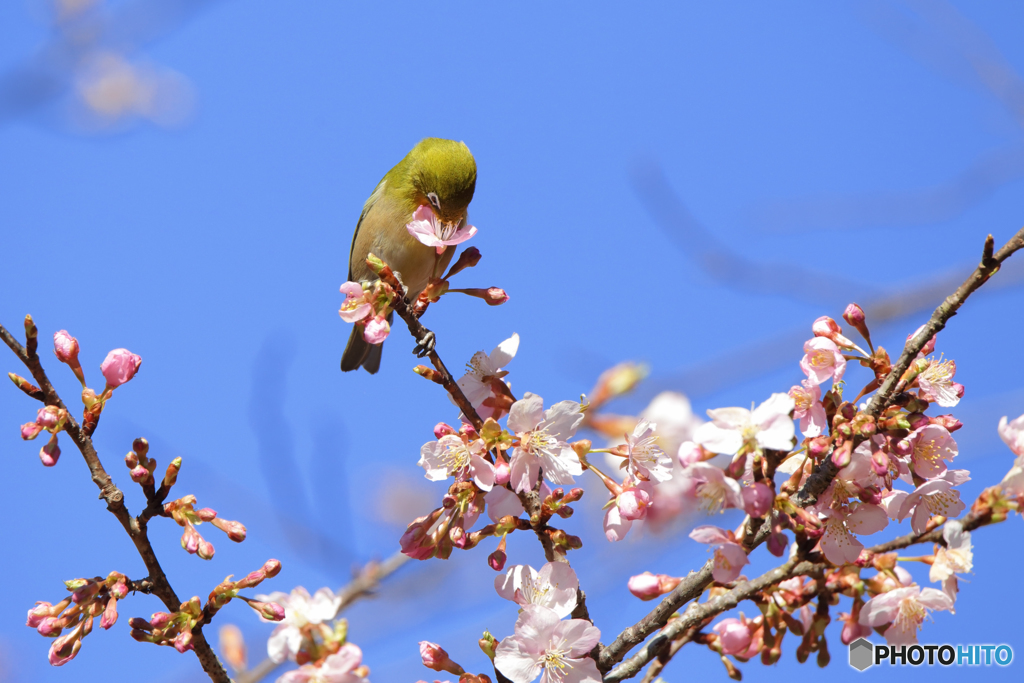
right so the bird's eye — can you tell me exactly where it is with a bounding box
[426,192,441,210]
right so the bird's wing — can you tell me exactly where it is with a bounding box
[348,177,388,281]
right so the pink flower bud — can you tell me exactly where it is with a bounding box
[48,630,82,666]
[617,489,651,521]
[767,530,788,557]
[907,325,936,356]
[36,406,61,429]
[100,348,142,388]
[870,449,889,477]
[362,315,390,344]
[433,422,457,438]
[843,303,866,328]
[419,641,465,675]
[39,435,61,467]
[130,465,150,482]
[249,600,285,621]
[37,616,64,637]
[110,582,129,600]
[100,598,118,630]
[713,618,753,655]
[149,612,172,629]
[195,508,218,522]
[27,602,53,628]
[487,548,507,571]
[53,331,80,365]
[173,630,194,653]
[212,517,247,543]
[261,559,282,578]
[197,539,215,560]
[493,459,511,486]
[741,482,774,518]
[627,572,680,600]
[812,316,843,339]
[20,421,43,440]
[481,287,509,306]
[677,441,703,467]
[931,414,963,432]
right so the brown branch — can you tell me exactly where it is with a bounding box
[0,320,230,682]
[603,505,1000,682]
[236,551,411,683]
[598,228,1024,677]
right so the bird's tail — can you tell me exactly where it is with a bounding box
[340,313,389,374]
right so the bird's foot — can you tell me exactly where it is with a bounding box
[413,329,436,358]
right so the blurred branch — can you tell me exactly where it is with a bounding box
[0,319,229,682]
[236,552,410,683]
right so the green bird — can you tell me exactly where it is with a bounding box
[341,138,477,373]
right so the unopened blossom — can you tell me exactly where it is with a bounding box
[689,526,749,583]
[694,393,795,457]
[455,333,519,420]
[100,348,142,388]
[494,605,601,683]
[859,586,953,645]
[895,470,970,535]
[788,381,827,437]
[818,503,887,565]
[906,424,957,479]
[800,337,846,386]
[627,572,681,601]
[677,462,743,515]
[362,315,390,344]
[616,419,672,483]
[713,618,753,656]
[603,478,655,542]
[406,204,477,254]
[53,330,80,365]
[419,434,495,491]
[838,609,873,645]
[420,641,464,675]
[507,393,584,493]
[278,643,369,683]
[254,586,342,663]
[495,563,579,618]
[39,436,61,467]
[917,357,962,408]
[907,324,937,356]
[741,482,774,518]
[929,520,972,603]
[338,282,372,323]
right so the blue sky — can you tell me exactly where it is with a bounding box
[2,1,1024,681]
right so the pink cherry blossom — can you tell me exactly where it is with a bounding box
[418,435,495,491]
[905,424,957,479]
[621,419,672,483]
[406,204,477,254]
[253,586,342,663]
[486,486,525,523]
[788,381,828,437]
[494,605,601,683]
[689,526,749,583]
[100,348,142,388]
[916,358,962,408]
[838,610,873,645]
[998,413,1024,457]
[362,315,390,344]
[455,333,519,420]
[694,393,795,456]
[818,503,887,565]
[859,586,953,645]
[896,469,970,534]
[604,479,655,541]
[638,391,704,455]
[677,462,743,514]
[713,618,753,655]
[507,394,584,493]
[799,337,846,386]
[929,520,972,603]
[278,643,368,683]
[495,563,579,618]
[338,282,372,323]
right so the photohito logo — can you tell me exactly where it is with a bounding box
[848,638,1013,671]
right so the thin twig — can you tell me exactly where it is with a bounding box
[0,321,230,682]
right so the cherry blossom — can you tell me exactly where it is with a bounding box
[278,643,369,683]
[905,424,957,479]
[677,462,743,514]
[507,394,584,493]
[621,419,672,483]
[788,381,827,437]
[998,413,1024,457]
[418,434,495,491]
[455,334,519,420]
[338,282,372,323]
[689,526,749,583]
[818,503,887,565]
[694,393,795,457]
[494,605,601,683]
[406,204,477,254]
[894,469,970,534]
[799,337,846,386]
[495,563,579,618]
[253,586,342,663]
[486,486,526,523]
[635,391,704,455]
[929,521,972,603]
[859,586,953,645]
[916,357,963,408]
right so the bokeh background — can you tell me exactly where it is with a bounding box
[2,1,1024,681]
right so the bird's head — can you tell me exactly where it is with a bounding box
[405,138,477,224]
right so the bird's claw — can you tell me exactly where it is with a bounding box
[413,330,436,358]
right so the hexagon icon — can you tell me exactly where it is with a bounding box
[849,638,874,671]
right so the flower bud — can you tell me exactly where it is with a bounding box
[219,624,248,672]
[262,558,282,578]
[628,572,680,600]
[930,414,963,432]
[197,539,215,560]
[27,602,54,628]
[149,612,172,629]
[173,630,194,653]
[110,582,129,600]
[445,246,482,278]
[9,372,43,399]
[487,548,507,572]
[130,465,150,483]
[248,600,285,622]
[212,517,247,543]
[39,434,61,467]
[100,598,118,630]
[843,303,871,344]
[479,631,498,661]
[101,349,142,388]
[907,325,936,356]
[812,316,843,339]
[133,437,149,457]
[767,530,788,557]
[741,482,774,518]
[714,618,753,656]
[21,421,43,440]
[493,459,510,486]
[48,630,82,666]
[807,436,831,459]
[420,641,465,675]
[590,362,648,408]
[53,331,80,365]
[37,616,64,637]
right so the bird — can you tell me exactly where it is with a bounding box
[341,138,477,373]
